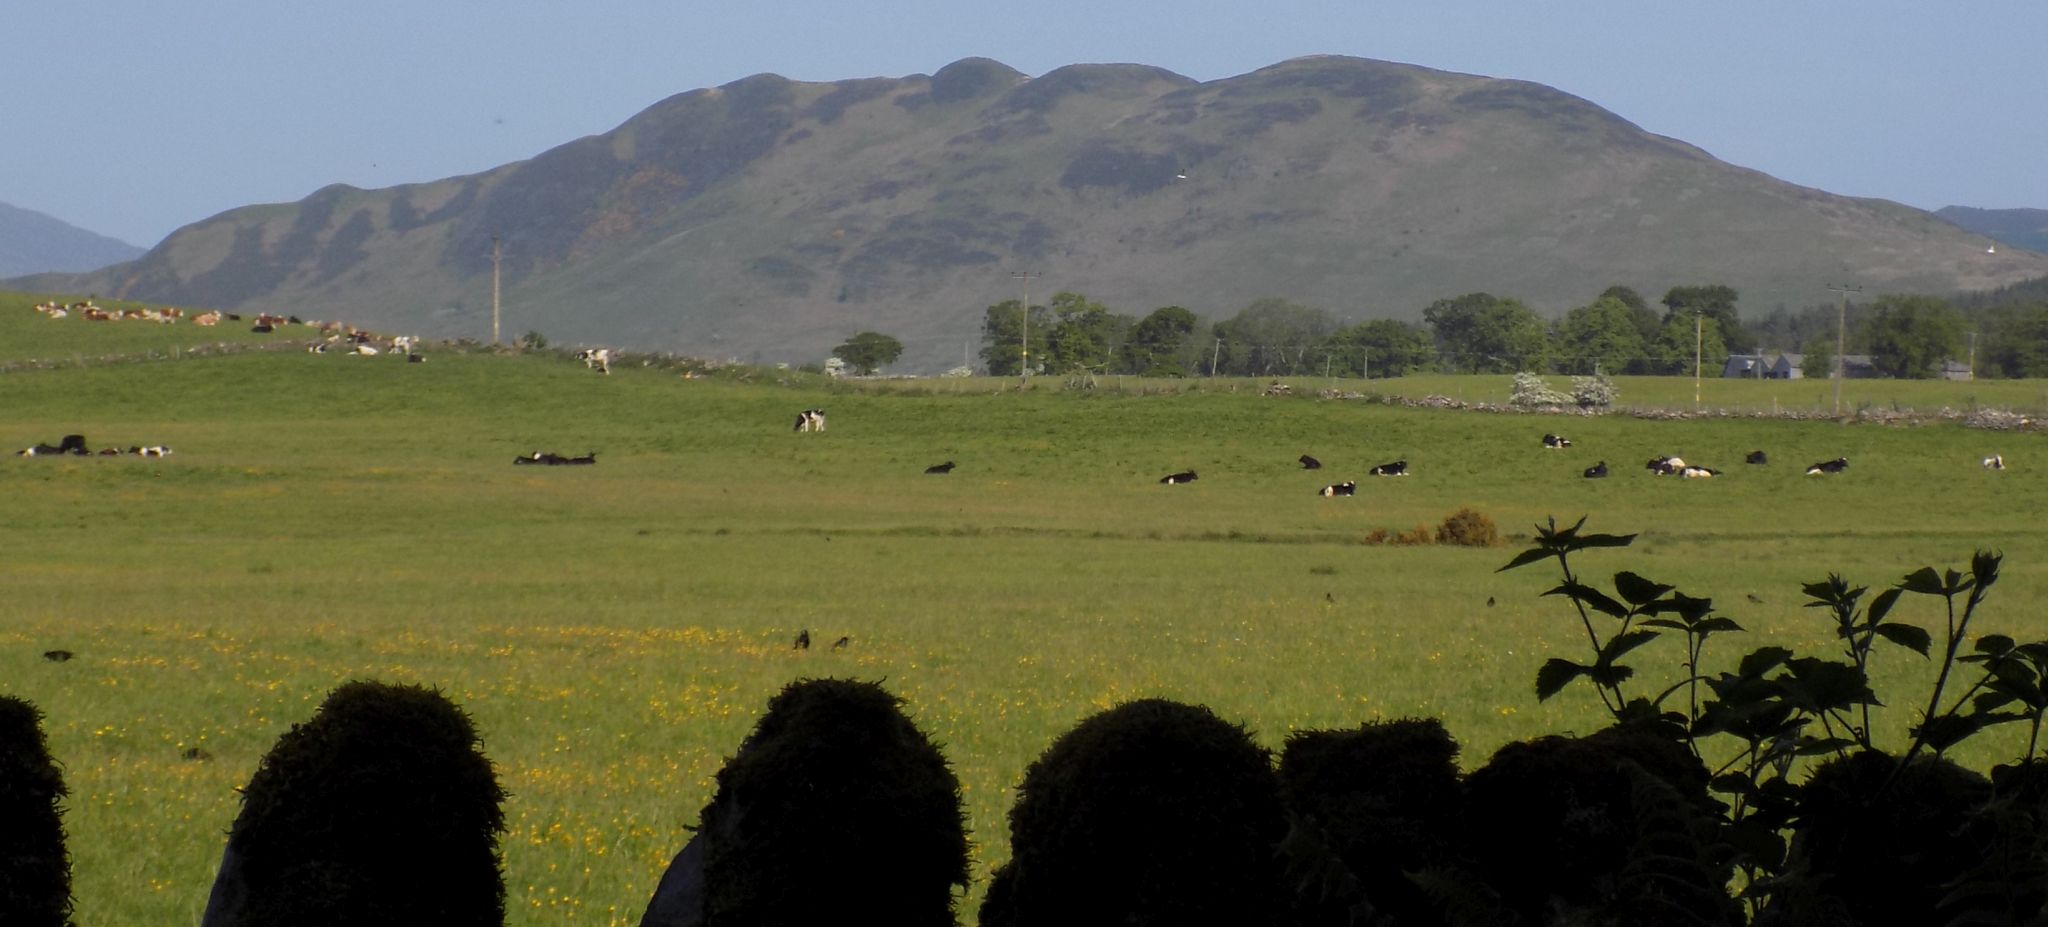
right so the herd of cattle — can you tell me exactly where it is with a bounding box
[15,434,171,458]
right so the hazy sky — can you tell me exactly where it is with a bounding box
[5,1,2042,248]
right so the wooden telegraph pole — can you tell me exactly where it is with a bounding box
[490,235,503,345]
[1010,271,1039,384]
[1826,283,1861,413]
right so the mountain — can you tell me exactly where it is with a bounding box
[1936,206,2048,254]
[0,202,146,277]
[13,56,2047,370]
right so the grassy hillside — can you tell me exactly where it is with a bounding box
[4,316,2046,924]
[19,56,2048,372]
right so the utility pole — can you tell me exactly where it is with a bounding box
[1009,271,1039,384]
[1826,283,1862,414]
[490,235,502,346]
[1211,336,1223,378]
[1694,309,1704,410]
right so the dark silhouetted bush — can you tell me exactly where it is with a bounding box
[655,678,967,927]
[981,698,1290,927]
[0,696,72,927]
[1463,724,1737,926]
[1764,750,1992,926]
[1278,718,1466,926]
[200,681,505,927]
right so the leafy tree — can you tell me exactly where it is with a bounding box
[1556,297,1649,376]
[1602,285,1664,362]
[1323,318,1434,378]
[1864,294,1964,379]
[1120,306,1201,376]
[1040,292,1127,374]
[980,299,1052,376]
[1983,304,2048,378]
[1662,285,1755,355]
[1210,298,1337,376]
[1801,334,1837,382]
[1422,292,1552,373]
[832,331,904,376]
[1645,312,1727,377]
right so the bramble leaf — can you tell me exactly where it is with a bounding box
[1872,623,1932,657]
[1536,658,1587,701]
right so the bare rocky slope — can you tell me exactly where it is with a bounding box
[12,56,2044,370]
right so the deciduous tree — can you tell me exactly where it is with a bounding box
[1864,294,1963,379]
[1323,318,1434,377]
[980,299,1052,376]
[832,331,905,376]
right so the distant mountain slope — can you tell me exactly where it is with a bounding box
[13,56,2047,370]
[0,202,145,277]
[1937,206,2048,254]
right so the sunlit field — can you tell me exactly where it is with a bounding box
[4,299,2047,925]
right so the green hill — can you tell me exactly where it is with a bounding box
[13,56,2046,371]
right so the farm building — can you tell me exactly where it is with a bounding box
[1721,353,1805,379]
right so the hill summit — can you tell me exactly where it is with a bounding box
[13,56,2044,369]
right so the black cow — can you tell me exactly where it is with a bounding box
[513,452,561,466]
[1806,457,1849,476]
[793,629,811,650]
[831,636,851,651]
[1746,450,1768,465]
[43,649,74,662]
[925,461,956,474]
[1160,470,1198,485]
[1298,454,1322,470]
[1318,481,1357,497]
[1583,461,1608,479]
[1542,433,1573,449]
[1369,460,1408,477]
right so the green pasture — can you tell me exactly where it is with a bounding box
[4,304,2048,925]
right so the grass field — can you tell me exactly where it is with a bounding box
[4,297,2047,925]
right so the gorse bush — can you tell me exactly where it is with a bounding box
[1435,508,1500,547]
[0,696,72,927]
[982,698,1290,927]
[677,678,968,927]
[200,681,505,927]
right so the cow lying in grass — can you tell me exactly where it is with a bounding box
[17,434,89,457]
[1542,433,1572,449]
[1159,470,1198,485]
[1318,481,1357,496]
[1806,457,1849,476]
[1369,460,1408,477]
[513,452,596,466]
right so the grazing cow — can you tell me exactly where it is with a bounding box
[1984,454,2006,471]
[1584,461,1609,479]
[1298,454,1322,470]
[43,650,73,662]
[1318,480,1357,497]
[831,636,850,651]
[1542,433,1573,449]
[577,348,613,374]
[794,629,811,650]
[1746,450,1768,465]
[1806,457,1849,476]
[1369,460,1408,477]
[924,461,956,474]
[1159,470,1199,485]
[1646,456,1687,476]
[793,409,827,433]
[129,446,173,457]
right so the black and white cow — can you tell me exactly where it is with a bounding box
[1805,457,1849,476]
[1159,470,1198,485]
[1679,465,1720,479]
[128,446,173,458]
[18,435,90,457]
[924,461,956,474]
[1369,460,1408,477]
[1746,450,1768,465]
[793,409,827,433]
[1542,433,1573,449]
[1646,456,1687,476]
[1583,461,1609,479]
[1318,480,1357,497]
[1984,454,2006,471]
[1298,454,1322,470]
[577,348,613,374]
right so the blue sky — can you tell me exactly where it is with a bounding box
[4,1,2042,247]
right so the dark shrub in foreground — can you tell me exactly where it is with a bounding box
[654,678,967,927]
[200,681,505,927]
[1278,718,1465,926]
[981,698,1290,927]
[1462,724,1737,927]
[0,696,72,927]
[1761,750,1992,926]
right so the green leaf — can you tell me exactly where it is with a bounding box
[1974,634,2017,656]
[1612,571,1673,606]
[1584,662,1636,689]
[1496,547,1555,573]
[1900,566,1947,596]
[1544,582,1628,618]
[1738,646,1793,679]
[1872,622,1932,657]
[1599,629,1661,663]
[1536,658,1587,701]
[1912,713,1984,752]
[1781,658,1877,713]
[1866,586,1903,624]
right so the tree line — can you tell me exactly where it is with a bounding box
[949,279,2048,380]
